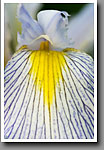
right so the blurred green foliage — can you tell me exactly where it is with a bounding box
[37,3,87,16]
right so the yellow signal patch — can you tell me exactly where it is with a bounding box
[29,41,67,109]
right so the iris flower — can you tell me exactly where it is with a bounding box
[4,4,94,139]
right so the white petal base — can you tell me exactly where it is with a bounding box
[4,47,94,139]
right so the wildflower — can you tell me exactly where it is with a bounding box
[4,4,94,139]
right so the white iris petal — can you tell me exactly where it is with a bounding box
[68,4,94,53]
[17,4,44,48]
[17,4,71,50]
[4,50,94,139]
[4,4,94,139]
[37,10,70,50]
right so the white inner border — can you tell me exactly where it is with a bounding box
[1,0,97,143]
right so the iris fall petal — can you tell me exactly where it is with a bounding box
[4,46,94,139]
[4,5,94,139]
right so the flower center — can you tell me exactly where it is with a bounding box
[29,41,67,110]
[28,35,53,51]
[39,41,50,51]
